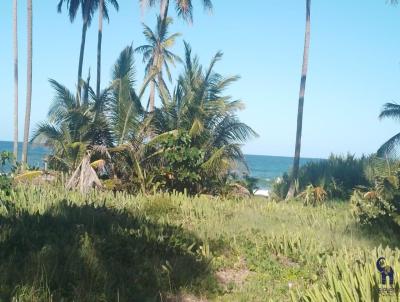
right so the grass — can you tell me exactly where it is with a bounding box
[0,186,399,301]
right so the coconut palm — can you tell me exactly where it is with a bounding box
[153,43,257,183]
[31,46,148,171]
[13,0,18,161]
[31,78,94,171]
[376,1,400,157]
[136,16,181,112]
[22,0,33,165]
[141,0,212,23]
[33,44,255,195]
[286,0,311,199]
[108,46,144,143]
[57,0,118,100]
[377,103,400,156]
[96,0,119,98]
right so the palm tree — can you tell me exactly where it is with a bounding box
[96,0,104,98]
[96,0,119,98]
[22,0,33,165]
[33,43,255,194]
[136,16,181,112]
[153,43,257,182]
[32,46,148,170]
[13,0,19,162]
[31,77,105,171]
[377,103,400,156]
[57,0,118,100]
[141,0,213,24]
[109,46,145,144]
[286,0,311,199]
[376,1,400,157]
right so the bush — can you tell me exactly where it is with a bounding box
[273,154,370,200]
[298,185,327,206]
[271,172,291,200]
[0,176,12,196]
[351,168,400,229]
[158,132,205,194]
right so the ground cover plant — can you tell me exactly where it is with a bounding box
[0,185,399,301]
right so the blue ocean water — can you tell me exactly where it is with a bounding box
[0,141,49,169]
[0,141,322,189]
[244,154,322,189]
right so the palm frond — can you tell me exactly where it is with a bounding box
[379,102,400,121]
[377,132,400,157]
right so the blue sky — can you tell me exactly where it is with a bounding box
[1,0,400,158]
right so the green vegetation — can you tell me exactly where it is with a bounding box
[31,41,256,196]
[6,0,400,301]
[351,161,400,230]
[0,185,398,301]
[273,154,370,200]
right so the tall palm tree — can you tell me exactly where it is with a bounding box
[57,0,118,100]
[286,0,311,199]
[377,103,400,156]
[141,0,213,24]
[22,0,33,165]
[96,0,104,98]
[376,0,400,157]
[135,16,181,112]
[96,0,119,98]
[13,0,19,162]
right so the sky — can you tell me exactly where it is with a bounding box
[1,0,400,158]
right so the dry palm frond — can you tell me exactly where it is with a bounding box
[90,159,106,170]
[363,191,378,200]
[14,171,43,181]
[66,153,102,194]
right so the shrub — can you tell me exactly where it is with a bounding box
[273,154,370,200]
[158,132,205,194]
[271,172,291,200]
[351,168,400,229]
[298,185,327,206]
[0,176,12,196]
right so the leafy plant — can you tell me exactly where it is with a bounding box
[0,176,12,196]
[0,151,13,173]
[351,168,400,229]
[298,185,327,206]
[158,132,204,194]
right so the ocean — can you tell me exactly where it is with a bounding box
[245,154,321,189]
[0,141,322,189]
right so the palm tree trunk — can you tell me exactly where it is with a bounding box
[13,0,19,162]
[286,0,311,200]
[22,0,32,165]
[77,21,88,104]
[160,0,169,21]
[96,0,103,98]
[148,80,156,112]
